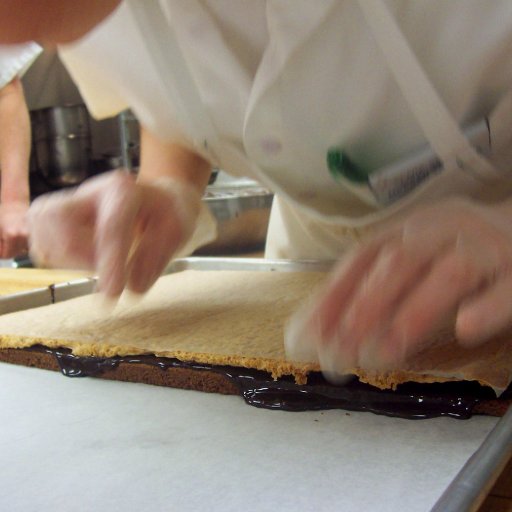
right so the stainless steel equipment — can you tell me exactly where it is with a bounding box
[30,104,92,187]
[118,109,140,171]
[199,178,273,254]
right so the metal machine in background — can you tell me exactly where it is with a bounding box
[30,104,92,188]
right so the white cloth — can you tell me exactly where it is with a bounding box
[59,0,512,258]
[0,42,41,89]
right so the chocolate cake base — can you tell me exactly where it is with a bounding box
[0,346,509,419]
[0,346,240,396]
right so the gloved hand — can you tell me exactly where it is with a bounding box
[285,197,512,379]
[0,200,29,258]
[28,170,206,298]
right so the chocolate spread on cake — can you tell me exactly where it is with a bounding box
[23,345,506,420]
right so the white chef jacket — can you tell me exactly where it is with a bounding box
[60,0,512,259]
[0,42,41,89]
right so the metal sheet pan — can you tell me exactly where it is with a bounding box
[0,256,509,510]
[0,277,97,314]
[431,404,512,512]
[0,257,332,313]
[0,286,52,315]
[166,256,334,274]
[0,257,333,311]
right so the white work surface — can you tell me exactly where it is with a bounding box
[0,363,497,512]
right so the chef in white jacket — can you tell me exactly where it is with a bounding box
[2,0,512,376]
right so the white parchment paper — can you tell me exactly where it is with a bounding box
[0,363,498,512]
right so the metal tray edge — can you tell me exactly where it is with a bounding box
[431,405,512,512]
[0,287,52,314]
[165,256,334,274]
[0,258,333,310]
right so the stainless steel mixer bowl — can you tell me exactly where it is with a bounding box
[31,104,92,187]
[33,135,91,187]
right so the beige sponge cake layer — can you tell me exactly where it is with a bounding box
[0,270,323,383]
[0,269,510,393]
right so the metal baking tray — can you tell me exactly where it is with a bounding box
[0,257,332,315]
[0,256,510,511]
[431,404,512,511]
[201,181,274,253]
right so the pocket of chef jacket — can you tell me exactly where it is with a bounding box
[379,165,512,228]
[377,112,512,220]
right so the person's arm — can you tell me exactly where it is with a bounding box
[285,195,512,376]
[137,126,211,192]
[28,124,214,297]
[117,126,213,294]
[0,76,30,205]
[0,76,31,258]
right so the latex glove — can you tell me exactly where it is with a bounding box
[0,200,29,258]
[285,197,512,380]
[28,170,203,298]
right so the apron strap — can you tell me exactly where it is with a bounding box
[357,0,501,181]
[128,0,220,161]
[127,0,282,191]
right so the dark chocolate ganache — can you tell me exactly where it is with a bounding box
[25,345,508,420]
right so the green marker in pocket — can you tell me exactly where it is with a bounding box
[326,118,491,205]
[327,147,368,184]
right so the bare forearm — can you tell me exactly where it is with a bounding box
[137,125,212,194]
[0,78,30,205]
